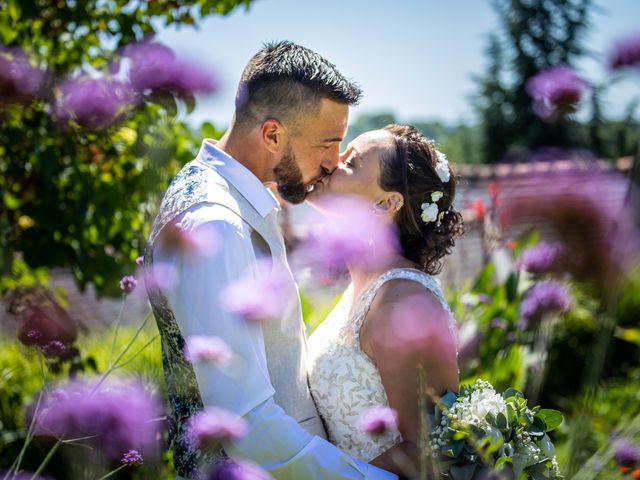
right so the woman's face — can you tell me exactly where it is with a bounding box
[308,129,394,203]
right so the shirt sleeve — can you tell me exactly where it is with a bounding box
[154,204,397,480]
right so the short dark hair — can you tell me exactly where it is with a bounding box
[234,41,362,130]
[379,124,464,275]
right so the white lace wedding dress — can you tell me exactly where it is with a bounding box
[307,268,458,462]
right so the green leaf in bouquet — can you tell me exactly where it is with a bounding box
[469,424,486,440]
[449,463,477,480]
[453,430,468,441]
[529,417,546,437]
[440,390,458,409]
[536,409,563,432]
[503,387,524,400]
[495,456,513,469]
[442,439,465,458]
[486,426,505,454]
[538,433,556,458]
[507,404,518,425]
[496,412,509,430]
[512,453,529,478]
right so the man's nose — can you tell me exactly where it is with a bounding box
[321,145,341,174]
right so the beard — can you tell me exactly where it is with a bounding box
[273,148,307,204]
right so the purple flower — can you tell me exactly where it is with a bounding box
[526,66,587,121]
[209,460,273,480]
[184,336,233,366]
[186,407,248,448]
[519,242,566,275]
[490,318,508,330]
[54,77,136,131]
[136,256,144,267]
[296,194,399,276]
[520,281,571,325]
[608,33,640,70]
[0,46,45,105]
[33,378,161,460]
[41,340,67,358]
[614,438,640,466]
[221,258,291,322]
[119,275,138,294]
[121,449,144,466]
[357,406,398,436]
[123,40,217,95]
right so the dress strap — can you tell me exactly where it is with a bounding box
[350,268,458,349]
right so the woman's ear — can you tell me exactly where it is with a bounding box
[261,118,286,154]
[374,192,405,214]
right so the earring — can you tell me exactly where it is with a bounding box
[395,200,404,212]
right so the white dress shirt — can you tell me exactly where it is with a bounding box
[154,141,397,479]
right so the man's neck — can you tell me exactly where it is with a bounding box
[216,127,273,183]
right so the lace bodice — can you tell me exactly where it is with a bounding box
[307,268,458,462]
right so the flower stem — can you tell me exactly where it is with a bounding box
[108,294,127,369]
[30,439,61,479]
[95,464,127,480]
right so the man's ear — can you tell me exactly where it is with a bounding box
[261,118,286,154]
[374,192,405,214]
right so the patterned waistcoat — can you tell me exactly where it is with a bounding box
[144,151,326,479]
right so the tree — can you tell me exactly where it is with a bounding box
[0,0,250,296]
[475,0,593,163]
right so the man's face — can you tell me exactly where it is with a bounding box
[274,98,349,204]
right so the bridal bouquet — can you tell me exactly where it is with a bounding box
[428,379,563,479]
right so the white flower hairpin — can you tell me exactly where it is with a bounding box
[420,191,444,225]
[435,151,450,183]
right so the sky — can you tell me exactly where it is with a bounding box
[157,0,640,129]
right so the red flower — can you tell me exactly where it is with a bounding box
[470,198,487,221]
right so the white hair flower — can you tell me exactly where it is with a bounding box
[435,151,450,183]
[431,191,444,202]
[420,202,439,223]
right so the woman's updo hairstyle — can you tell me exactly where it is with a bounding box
[379,124,464,275]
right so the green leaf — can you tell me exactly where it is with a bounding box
[537,409,563,432]
[495,456,512,469]
[539,433,556,458]
[529,417,546,437]
[440,390,458,408]
[496,412,509,430]
[449,463,477,480]
[442,439,465,458]
[512,453,528,478]
[503,387,523,400]
[505,271,520,302]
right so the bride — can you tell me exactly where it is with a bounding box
[306,124,463,477]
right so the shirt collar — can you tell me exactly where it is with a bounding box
[196,139,279,218]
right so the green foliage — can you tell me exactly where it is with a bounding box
[0,0,252,296]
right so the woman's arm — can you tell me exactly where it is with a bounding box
[360,279,459,477]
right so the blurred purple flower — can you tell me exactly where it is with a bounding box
[615,438,640,466]
[526,66,587,121]
[608,33,640,70]
[209,460,274,480]
[490,318,508,330]
[185,335,233,367]
[41,340,67,358]
[119,275,138,294]
[519,242,567,275]
[160,222,221,257]
[221,258,291,322]
[123,40,217,95]
[136,256,144,267]
[144,261,178,291]
[357,406,398,436]
[520,281,571,326]
[121,449,144,466]
[7,287,80,349]
[0,46,45,105]
[186,407,248,448]
[501,167,639,291]
[54,77,136,131]
[33,378,161,460]
[297,195,399,276]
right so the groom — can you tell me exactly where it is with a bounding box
[144,41,397,479]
